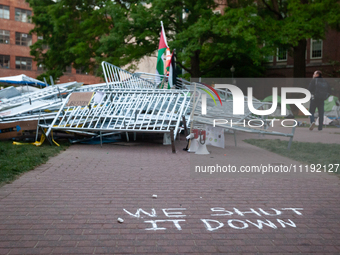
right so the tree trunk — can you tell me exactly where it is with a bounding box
[190,50,201,78]
[293,0,309,78]
[291,38,307,115]
[293,39,307,78]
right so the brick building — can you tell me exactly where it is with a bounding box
[0,0,102,85]
[217,1,340,79]
[265,29,340,79]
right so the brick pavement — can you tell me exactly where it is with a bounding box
[0,130,339,254]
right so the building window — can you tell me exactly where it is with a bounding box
[276,47,287,61]
[76,67,82,74]
[15,32,32,46]
[0,30,10,44]
[213,10,221,14]
[0,55,10,69]
[37,64,45,71]
[265,55,273,62]
[37,35,49,50]
[65,65,72,73]
[0,5,10,19]
[311,39,322,59]
[76,67,87,74]
[15,8,32,23]
[15,57,32,70]
[262,42,274,62]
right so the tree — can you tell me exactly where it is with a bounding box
[27,0,266,80]
[27,0,112,80]
[95,0,266,78]
[224,0,340,77]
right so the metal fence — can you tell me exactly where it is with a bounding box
[44,90,191,140]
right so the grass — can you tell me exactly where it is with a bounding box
[0,140,70,185]
[295,124,339,129]
[244,139,340,172]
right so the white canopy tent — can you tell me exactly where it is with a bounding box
[0,74,47,87]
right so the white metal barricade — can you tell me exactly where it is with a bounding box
[102,62,156,89]
[44,90,190,140]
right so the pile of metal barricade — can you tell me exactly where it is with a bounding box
[0,61,296,148]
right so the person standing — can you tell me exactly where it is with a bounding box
[308,70,331,131]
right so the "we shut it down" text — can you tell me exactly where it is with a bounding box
[123,207,303,232]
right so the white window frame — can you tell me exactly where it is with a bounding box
[213,10,221,14]
[0,54,10,69]
[15,32,32,46]
[0,29,10,44]
[310,39,323,59]
[15,56,32,70]
[263,42,274,62]
[276,47,287,62]
[0,5,10,20]
[15,8,32,23]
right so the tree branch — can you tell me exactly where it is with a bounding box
[261,0,283,20]
[201,59,223,75]
[176,60,191,74]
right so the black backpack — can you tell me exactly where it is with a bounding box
[314,79,330,101]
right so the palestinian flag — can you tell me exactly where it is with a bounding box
[165,50,177,89]
[156,21,169,80]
